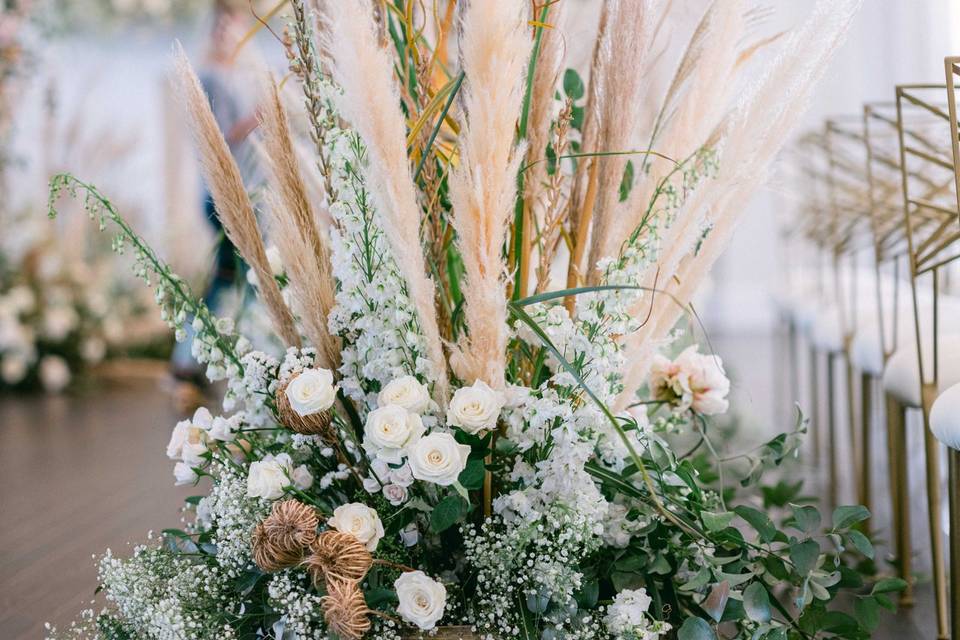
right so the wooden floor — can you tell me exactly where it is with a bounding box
[0,377,191,639]
[0,350,940,639]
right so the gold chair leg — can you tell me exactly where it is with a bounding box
[886,394,914,607]
[809,345,821,465]
[846,357,862,505]
[860,372,873,534]
[949,447,960,640]
[827,352,839,510]
[921,411,949,639]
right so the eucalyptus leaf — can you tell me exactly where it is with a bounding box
[743,583,771,623]
[790,503,821,533]
[847,529,874,559]
[734,505,777,543]
[789,540,820,577]
[678,617,716,640]
[702,510,735,532]
[831,505,870,531]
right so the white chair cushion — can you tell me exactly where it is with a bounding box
[882,334,960,406]
[931,383,960,450]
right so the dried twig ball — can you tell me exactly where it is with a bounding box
[321,579,372,640]
[303,530,373,587]
[251,499,319,572]
[276,374,335,437]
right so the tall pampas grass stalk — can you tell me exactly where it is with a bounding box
[446,1,531,388]
[259,76,340,370]
[614,0,861,410]
[324,0,448,400]
[173,44,302,349]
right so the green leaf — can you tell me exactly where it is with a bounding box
[854,596,880,631]
[702,510,735,532]
[743,583,772,623]
[832,505,870,531]
[563,68,585,100]
[364,587,397,608]
[789,540,820,577]
[734,505,777,543]
[847,530,875,559]
[430,495,467,533]
[574,581,599,608]
[790,503,821,533]
[871,577,908,594]
[458,458,486,490]
[677,617,716,640]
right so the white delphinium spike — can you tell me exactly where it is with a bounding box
[447,0,532,388]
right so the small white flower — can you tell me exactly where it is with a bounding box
[39,355,71,392]
[246,453,294,500]
[399,522,419,547]
[447,379,503,434]
[285,368,337,417]
[328,503,385,551]
[605,588,653,635]
[395,571,447,630]
[377,375,431,413]
[382,483,408,506]
[408,432,471,487]
[173,461,198,486]
[363,404,425,464]
[291,464,314,490]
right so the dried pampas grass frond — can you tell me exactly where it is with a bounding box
[173,44,301,348]
[447,0,531,388]
[259,75,340,369]
[324,0,448,401]
[614,0,861,410]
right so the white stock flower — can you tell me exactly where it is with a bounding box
[363,404,425,464]
[395,571,447,630]
[377,375,431,413]
[605,588,653,634]
[246,453,294,500]
[166,407,213,465]
[173,461,198,486]
[446,379,503,434]
[285,368,337,417]
[328,503,385,551]
[408,432,470,486]
[674,346,730,416]
[39,355,71,392]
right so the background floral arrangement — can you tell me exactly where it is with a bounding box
[46,0,899,638]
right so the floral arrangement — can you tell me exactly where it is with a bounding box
[47,1,894,639]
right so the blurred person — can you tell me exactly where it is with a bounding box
[171,0,259,410]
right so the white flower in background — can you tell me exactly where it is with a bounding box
[395,571,447,630]
[80,337,107,364]
[291,465,314,490]
[6,285,35,314]
[246,453,295,500]
[173,461,199,486]
[285,368,337,417]
[39,355,71,392]
[382,483,408,506]
[1,354,28,384]
[246,245,285,288]
[377,375,431,413]
[328,503,385,551]
[447,379,503,434]
[42,305,79,341]
[674,346,730,415]
[408,432,471,486]
[363,404,425,464]
[166,407,213,465]
[399,522,420,547]
[604,588,653,635]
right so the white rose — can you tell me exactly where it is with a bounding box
[389,462,415,488]
[377,375,431,413]
[674,346,730,416]
[447,380,503,434]
[408,432,470,487]
[246,453,294,500]
[328,503,385,551]
[285,368,337,417]
[39,355,71,393]
[166,408,212,465]
[399,522,420,547]
[383,483,409,506]
[208,415,238,442]
[363,405,425,464]
[395,571,447,630]
[173,461,198,486]
[292,464,314,490]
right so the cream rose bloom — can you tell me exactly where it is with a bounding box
[408,432,470,486]
[166,407,213,465]
[328,503,385,551]
[285,368,337,416]
[363,404,425,464]
[378,375,431,413]
[674,346,730,415]
[447,380,503,434]
[395,571,447,630]
[173,461,198,486]
[246,453,294,500]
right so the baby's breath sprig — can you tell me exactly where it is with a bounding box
[47,173,244,376]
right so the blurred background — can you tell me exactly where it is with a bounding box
[2,1,960,637]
